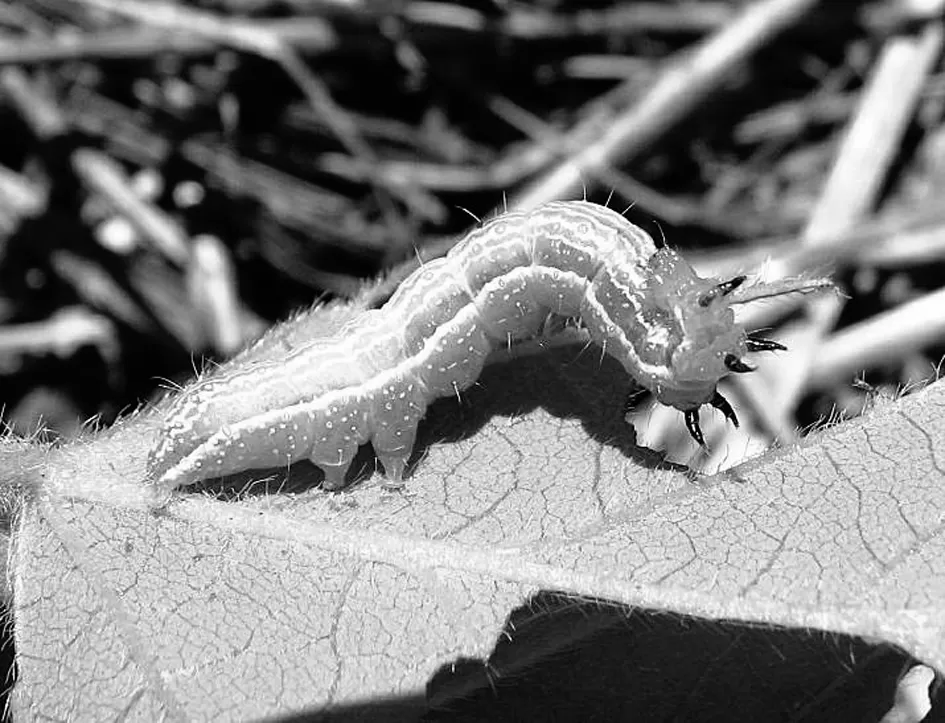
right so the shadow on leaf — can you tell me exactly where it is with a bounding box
[259,591,931,722]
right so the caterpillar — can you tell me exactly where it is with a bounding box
[147,200,830,493]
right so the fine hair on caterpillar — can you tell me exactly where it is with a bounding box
[147,200,831,493]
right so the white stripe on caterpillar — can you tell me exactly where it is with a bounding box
[148,200,831,493]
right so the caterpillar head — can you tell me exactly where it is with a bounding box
[640,248,823,445]
[641,249,745,405]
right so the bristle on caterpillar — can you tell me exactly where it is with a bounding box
[147,201,832,493]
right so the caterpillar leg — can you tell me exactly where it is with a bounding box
[685,390,739,447]
[684,409,706,447]
[375,446,410,489]
[371,422,419,489]
[724,353,755,373]
[315,458,353,491]
[746,335,787,352]
[709,390,739,428]
[368,376,427,489]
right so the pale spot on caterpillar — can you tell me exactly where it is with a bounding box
[147,200,832,494]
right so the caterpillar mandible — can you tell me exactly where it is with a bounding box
[147,200,830,493]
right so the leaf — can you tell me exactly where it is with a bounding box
[7,342,944,720]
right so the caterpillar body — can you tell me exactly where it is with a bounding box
[148,201,827,493]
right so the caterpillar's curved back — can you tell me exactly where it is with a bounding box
[148,201,831,492]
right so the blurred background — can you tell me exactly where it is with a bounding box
[1,0,944,472]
